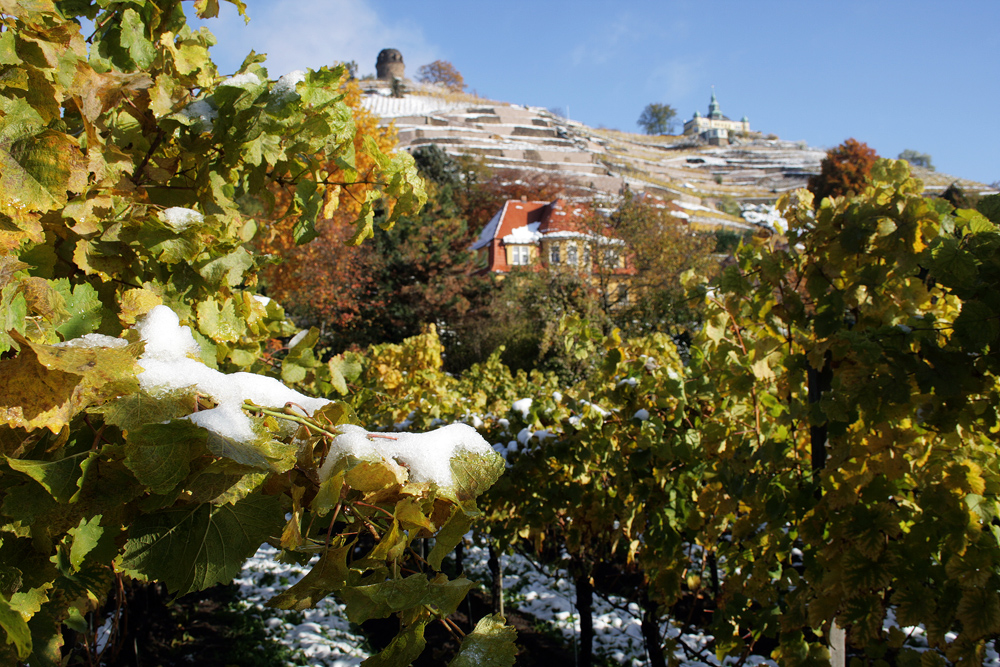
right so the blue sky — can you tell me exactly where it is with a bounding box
[197,1,999,186]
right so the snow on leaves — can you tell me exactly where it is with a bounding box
[0,2,491,664]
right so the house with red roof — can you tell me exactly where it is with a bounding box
[470,197,634,278]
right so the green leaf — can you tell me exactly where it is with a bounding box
[6,452,88,503]
[123,421,206,494]
[956,208,995,234]
[292,179,321,245]
[448,613,517,667]
[427,507,472,571]
[339,574,433,624]
[957,587,1000,639]
[119,8,156,69]
[67,515,104,571]
[977,194,1000,224]
[340,574,473,625]
[197,248,254,288]
[196,296,242,342]
[54,281,102,340]
[117,492,282,596]
[446,447,505,510]
[0,30,17,66]
[953,299,999,350]
[0,284,28,354]
[421,574,474,618]
[93,389,197,433]
[361,620,427,667]
[0,121,84,215]
[931,237,977,288]
[266,542,351,610]
[327,353,363,395]
[0,594,31,660]
[205,428,296,473]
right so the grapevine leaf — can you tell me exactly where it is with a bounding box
[194,0,220,19]
[953,300,998,350]
[328,353,363,396]
[427,507,472,571]
[67,515,103,571]
[361,621,427,667]
[340,574,472,625]
[292,179,321,245]
[0,338,139,432]
[957,587,1000,639]
[0,30,16,65]
[93,389,197,433]
[117,492,282,596]
[421,574,474,617]
[6,452,88,503]
[0,594,31,659]
[53,281,102,340]
[123,421,205,494]
[448,613,517,667]
[445,448,505,511]
[0,120,85,215]
[339,574,433,624]
[119,8,156,69]
[197,248,254,288]
[266,542,352,610]
[205,425,297,473]
[0,284,28,354]
[978,194,1000,224]
[196,297,242,342]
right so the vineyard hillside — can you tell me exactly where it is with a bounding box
[362,85,996,230]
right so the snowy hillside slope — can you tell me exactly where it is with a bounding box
[361,87,994,229]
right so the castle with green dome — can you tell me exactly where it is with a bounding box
[683,90,750,145]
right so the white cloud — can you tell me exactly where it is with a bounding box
[195,0,438,79]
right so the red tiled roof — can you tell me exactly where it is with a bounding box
[471,198,591,273]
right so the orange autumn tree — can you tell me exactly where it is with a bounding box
[807,137,879,205]
[256,74,401,332]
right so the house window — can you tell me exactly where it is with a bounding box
[617,283,629,305]
[510,245,530,266]
[549,242,560,265]
[566,243,578,265]
[604,248,619,268]
[583,243,591,267]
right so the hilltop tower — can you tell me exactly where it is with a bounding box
[376,49,405,81]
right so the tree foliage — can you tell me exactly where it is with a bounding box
[689,160,1000,664]
[416,60,466,92]
[0,3,513,665]
[807,138,878,205]
[898,148,934,171]
[637,102,678,135]
[351,161,1000,665]
[254,76,401,336]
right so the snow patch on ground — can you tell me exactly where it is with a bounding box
[236,544,367,666]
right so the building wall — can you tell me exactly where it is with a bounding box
[683,117,750,136]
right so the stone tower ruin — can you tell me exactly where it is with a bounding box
[376,48,405,80]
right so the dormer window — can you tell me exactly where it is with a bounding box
[510,245,530,266]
